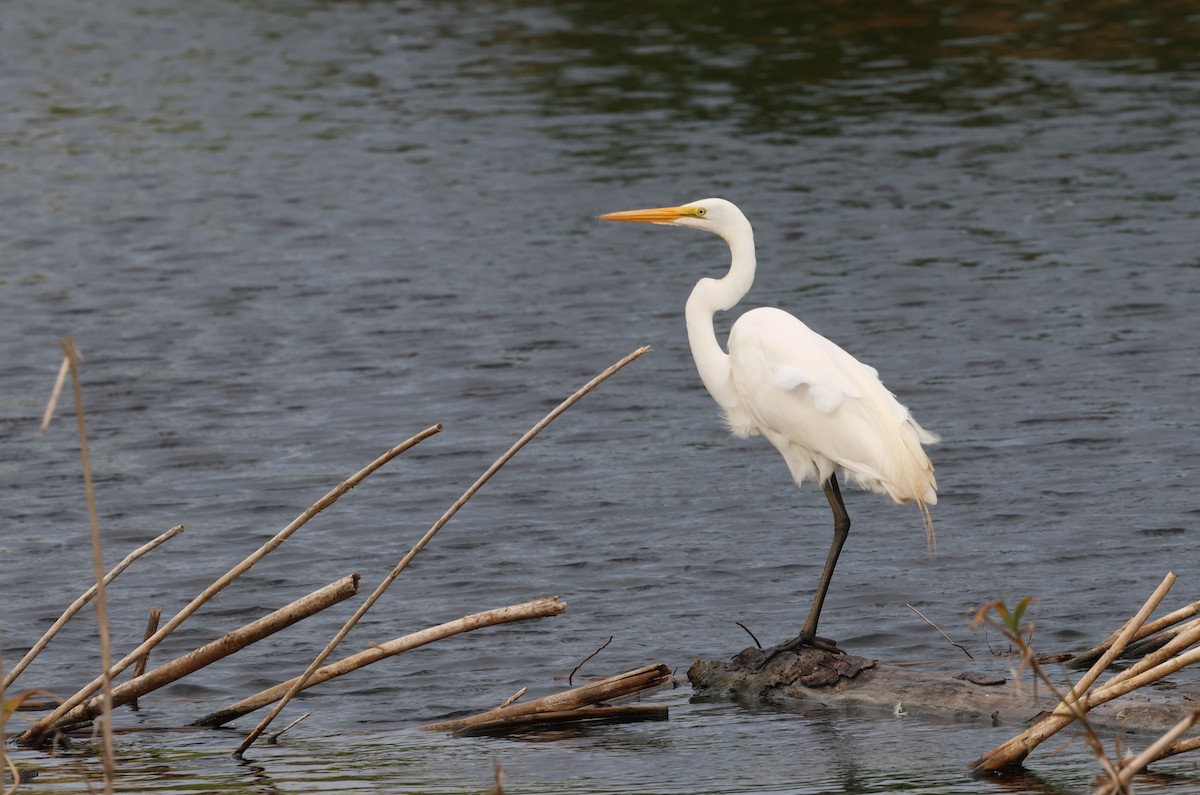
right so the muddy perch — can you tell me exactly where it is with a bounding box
[688,645,1195,736]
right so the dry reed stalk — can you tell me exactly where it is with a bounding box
[233,346,651,756]
[419,663,670,732]
[17,424,440,745]
[3,526,183,690]
[48,574,360,730]
[195,596,566,727]
[39,351,75,434]
[453,705,668,736]
[60,336,115,794]
[972,573,1175,773]
[1069,596,1200,669]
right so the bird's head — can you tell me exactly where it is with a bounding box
[599,197,748,240]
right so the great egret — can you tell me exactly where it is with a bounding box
[600,198,938,651]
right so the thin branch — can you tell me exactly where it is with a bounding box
[234,346,650,756]
[734,622,762,650]
[907,604,972,658]
[267,711,313,745]
[570,636,613,686]
[18,426,440,745]
[3,526,183,690]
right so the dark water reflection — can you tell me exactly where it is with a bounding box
[2,0,1199,792]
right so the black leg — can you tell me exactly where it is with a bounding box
[754,474,852,667]
[796,473,851,645]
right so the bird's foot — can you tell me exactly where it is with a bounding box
[753,633,842,671]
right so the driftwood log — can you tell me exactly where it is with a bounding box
[688,645,1196,736]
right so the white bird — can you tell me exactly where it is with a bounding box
[600,198,938,651]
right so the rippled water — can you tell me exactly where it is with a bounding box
[2,0,1199,792]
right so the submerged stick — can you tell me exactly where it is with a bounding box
[234,346,651,756]
[51,574,361,730]
[195,596,566,727]
[133,609,163,680]
[3,526,184,690]
[18,426,440,745]
[453,705,668,736]
[973,573,1175,773]
[130,608,163,710]
[419,663,671,733]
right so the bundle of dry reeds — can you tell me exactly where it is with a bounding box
[974,572,1200,792]
[5,342,656,795]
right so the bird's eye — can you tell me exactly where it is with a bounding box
[694,207,707,217]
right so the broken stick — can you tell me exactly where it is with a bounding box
[419,663,670,733]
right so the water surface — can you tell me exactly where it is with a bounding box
[2,0,1198,792]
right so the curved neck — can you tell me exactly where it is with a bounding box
[684,219,756,412]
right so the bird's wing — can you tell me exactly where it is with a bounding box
[727,307,936,505]
[730,307,890,419]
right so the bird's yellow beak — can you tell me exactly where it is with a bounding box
[598,205,698,224]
